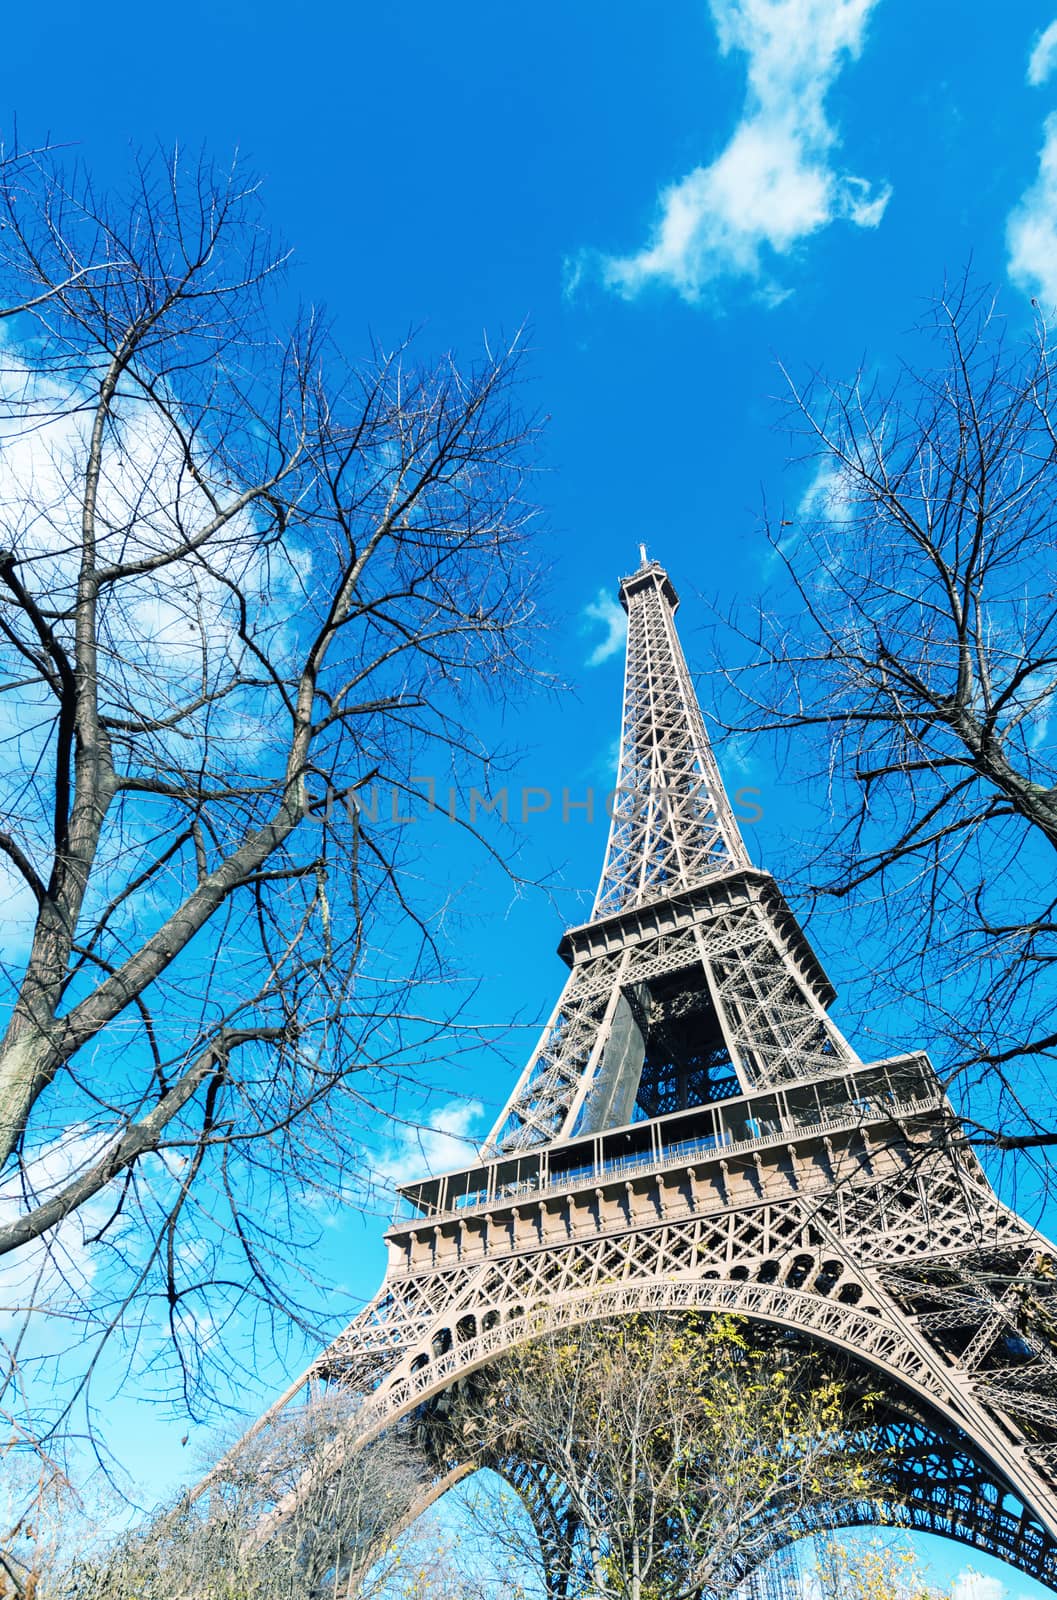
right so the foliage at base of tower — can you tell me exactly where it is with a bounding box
[448,1313,882,1600]
[0,1452,77,1600]
[811,1536,953,1600]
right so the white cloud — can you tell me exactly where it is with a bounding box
[0,347,306,735]
[798,460,856,524]
[1006,22,1057,304]
[377,1099,484,1186]
[1029,20,1057,86]
[0,1124,114,1335]
[953,1570,1006,1600]
[0,345,310,956]
[1007,112,1057,308]
[597,0,890,302]
[583,589,627,666]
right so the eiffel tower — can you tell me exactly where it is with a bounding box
[301,554,1057,1593]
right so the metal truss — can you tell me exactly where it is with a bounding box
[270,558,1057,1592]
[396,1392,1057,1596]
[485,874,858,1153]
[497,1458,579,1599]
[504,1415,1057,1597]
[591,561,749,917]
[722,1412,1057,1591]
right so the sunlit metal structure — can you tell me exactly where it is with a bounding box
[299,557,1057,1592]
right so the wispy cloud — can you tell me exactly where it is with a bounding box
[798,460,855,524]
[1007,24,1057,308]
[377,1099,484,1186]
[0,345,310,962]
[0,1125,113,1336]
[953,1569,1006,1600]
[583,589,627,666]
[1029,20,1057,86]
[588,0,889,304]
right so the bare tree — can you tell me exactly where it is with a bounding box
[720,280,1057,1153]
[17,1391,421,1599]
[0,1446,77,1598]
[0,139,542,1458]
[447,1314,880,1600]
[2,1399,525,1600]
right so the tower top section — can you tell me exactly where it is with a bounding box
[591,551,750,918]
[620,554,680,615]
[484,551,851,1154]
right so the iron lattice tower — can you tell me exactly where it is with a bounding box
[294,558,1057,1592]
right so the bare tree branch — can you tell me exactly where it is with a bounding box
[0,143,548,1464]
[715,277,1057,1155]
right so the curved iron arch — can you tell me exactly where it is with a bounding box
[351,1280,1057,1594]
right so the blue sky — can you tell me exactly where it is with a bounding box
[6,1,1057,1593]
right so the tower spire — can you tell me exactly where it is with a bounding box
[483,555,851,1154]
[593,557,750,918]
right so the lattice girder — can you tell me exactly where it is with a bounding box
[315,1097,1057,1591]
[347,1385,1056,1599]
[376,1394,1057,1599]
[328,1278,1057,1592]
[592,562,750,917]
[486,873,858,1154]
